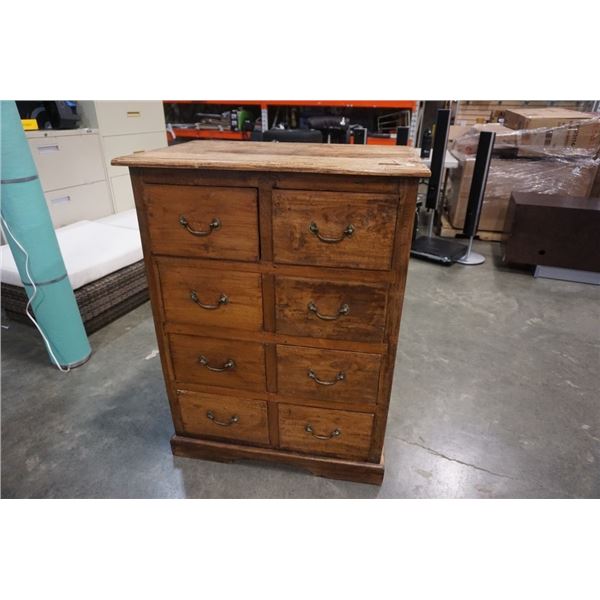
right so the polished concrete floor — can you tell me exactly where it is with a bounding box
[2,241,599,498]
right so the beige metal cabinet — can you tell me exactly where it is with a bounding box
[45,181,113,228]
[79,101,166,212]
[109,174,135,213]
[90,101,166,137]
[28,130,105,191]
[102,131,167,179]
[26,129,112,227]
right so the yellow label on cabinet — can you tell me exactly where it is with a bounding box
[21,119,39,130]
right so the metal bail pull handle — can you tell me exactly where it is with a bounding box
[190,290,229,310]
[309,221,354,243]
[308,369,345,386]
[179,215,221,236]
[198,356,236,372]
[307,301,350,321]
[206,411,239,427]
[305,424,341,440]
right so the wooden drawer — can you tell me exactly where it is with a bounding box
[178,390,269,445]
[278,404,374,460]
[275,276,387,342]
[272,189,398,270]
[45,181,113,228]
[94,101,165,136]
[169,334,266,392]
[276,345,381,405]
[145,184,259,261]
[158,262,263,331]
[28,132,105,192]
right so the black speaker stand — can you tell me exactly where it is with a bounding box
[411,209,467,265]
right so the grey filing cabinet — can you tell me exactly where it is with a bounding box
[26,129,113,227]
[78,101,167,212]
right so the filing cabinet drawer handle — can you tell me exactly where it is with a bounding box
[307,302,350,321]
[190,290,229,310]
[308,369,345,386]
[206,411,239,427]
[305,424,341,440]
[309,221,354,243]
[179,215,221,236]
[198,356,236,372]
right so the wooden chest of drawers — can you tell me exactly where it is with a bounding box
[113,140,429,484]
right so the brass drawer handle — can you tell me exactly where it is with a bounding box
[179,215,221,236]
[206,411,239,427]
[198,356,236,372]
[309,221,354,243]
[190,290,229,310]
[308,369,345,386]
[305,424,341,440]
[307,301,350,321]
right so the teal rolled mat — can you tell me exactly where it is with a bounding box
[1,100,91,369]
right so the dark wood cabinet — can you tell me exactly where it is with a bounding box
[113,140,429,484]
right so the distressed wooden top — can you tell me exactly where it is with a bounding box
[111,140,431,178]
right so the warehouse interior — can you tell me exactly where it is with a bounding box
[2,2,600,598]
[2,99,598,498]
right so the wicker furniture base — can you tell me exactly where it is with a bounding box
[1,261,148,334]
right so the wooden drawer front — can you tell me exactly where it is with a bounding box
[158,263,263,331]
[278,404,373,460]
[276,345,381,405]
[275,276,387,342]
[169,334,266,392]
[178,390,269,445]
[272,189,398,270]
[145,184,259,261]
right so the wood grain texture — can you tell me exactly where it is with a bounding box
[272,189,398,270]
[157,262,263,331]
[127,162,420,485]
[276,345,381,405]
[169,333,266,392]
[129,170,184,433]
[278,404,374,461]
[144,184,259,261]
[164,321,387,354]
[171,435,384,485]
[178,390,269,445]
[112,140,431,177]
[273,172,400,194]
[275,276,388,342]
[152,253,394,283]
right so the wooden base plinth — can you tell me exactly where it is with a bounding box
[171,435,385,485]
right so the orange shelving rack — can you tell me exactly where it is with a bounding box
[164,100,419,146]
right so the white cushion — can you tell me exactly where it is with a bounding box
[1,219,143,290]
[95,209,139,230]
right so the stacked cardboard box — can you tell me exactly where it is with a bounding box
[446,109,600,233]
[504,108,600,155]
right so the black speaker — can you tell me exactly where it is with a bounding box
[410,108,467,265]
[396,126,409,146]
[353,128,367,144]
[463,131,496,237]
[456,130,496,265]
[424,109,451,210]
